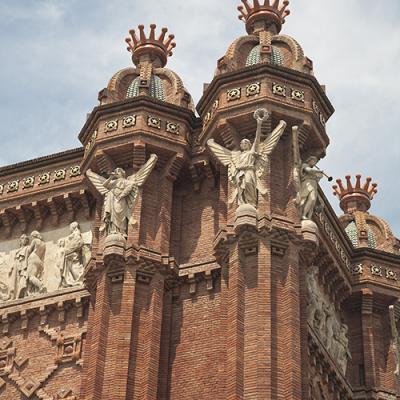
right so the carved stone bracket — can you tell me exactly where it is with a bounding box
[0,289,89,334]
[0,190,94,236]
[179,260,221,295]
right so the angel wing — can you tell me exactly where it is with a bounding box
[86,169,108,196]
[255,120,287,194]
[207,139,239,194]
[128,154,158,187]
[207,139,233,167]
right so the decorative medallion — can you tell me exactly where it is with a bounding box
[56,335,83,365]
[85,131,97,152]
[69,166,81,177]
[7,181,19,193]
[351,264,363,275]
[147,116,161,129]
[291,89,305,102]
[312,101,320,114]
[272,83,286,97]
[386,269,398,281]
[22,176,35,189]
[166,122,180,134]
[227,88,241,101]
[105,120,118,132]
[370,265,382,277]
[212,99,219,111]
[204,112,211,125]
[122,115,136,128]
[246,82,261,97]
[319,113,326,127]
[38,173,50,185]
[54,169,66,181]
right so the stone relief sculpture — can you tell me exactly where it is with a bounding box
[389,305,400,380]
[86,154,158,237]
[292,127,329,221]
[306,266,351,375]
[207,108,286,210]
[26,231,47,296]
[58,222,90,288]
[0,222,92,303]
[9,234,30,299]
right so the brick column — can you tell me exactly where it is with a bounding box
[361,288,376,387]
[80,272,110,400]
[279,242,302,399]
[256,236,272,398]
[140,272,165,399]
[225,240,245,400]
[107,263,137,399]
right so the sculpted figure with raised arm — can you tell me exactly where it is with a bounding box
[207,108,286,209]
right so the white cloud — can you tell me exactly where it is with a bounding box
[0,0,399,235]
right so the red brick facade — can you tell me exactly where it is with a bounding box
[0,2,400,399]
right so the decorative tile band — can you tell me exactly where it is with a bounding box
[0,166,81,196]
[352,263,399,283]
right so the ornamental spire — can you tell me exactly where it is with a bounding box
[237,0,290,35]
[125,24,176,68]
[333,175,378,213]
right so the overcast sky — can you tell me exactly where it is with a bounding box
[0,0,399,235]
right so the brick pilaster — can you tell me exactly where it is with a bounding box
[141,272,165,399]
[225,241,245,399]
[361,288,376,387]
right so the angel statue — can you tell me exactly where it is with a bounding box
[292,126,326,220]
[207,109,287,209]
[86,154,158,237]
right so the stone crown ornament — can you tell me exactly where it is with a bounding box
[333,175,378,213]
[125,24,176,67]
[238,0,290,34]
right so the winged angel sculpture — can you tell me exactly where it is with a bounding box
[86,154,158,237]
[207,109,286,209]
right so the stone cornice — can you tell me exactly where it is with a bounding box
[197,63,335,117]
[79,96,199,145]
[0,148,83,178]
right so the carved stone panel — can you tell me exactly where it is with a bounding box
[306,266,351,375]
[0,221,92,303]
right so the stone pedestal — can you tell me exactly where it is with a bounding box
[103,233,126,258]
[301,219,319,245]
[234,204,258,231]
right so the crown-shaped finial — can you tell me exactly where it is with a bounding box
[125,24,176,67]
[238,0,290,35]
[333,175,378,213]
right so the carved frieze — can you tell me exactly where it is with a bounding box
[0,165,82,196]
[306,266,351,375]
[0,222,92,304]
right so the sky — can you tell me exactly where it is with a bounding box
[0,0,399,235]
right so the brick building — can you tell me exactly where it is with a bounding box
[0,1,399,399]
